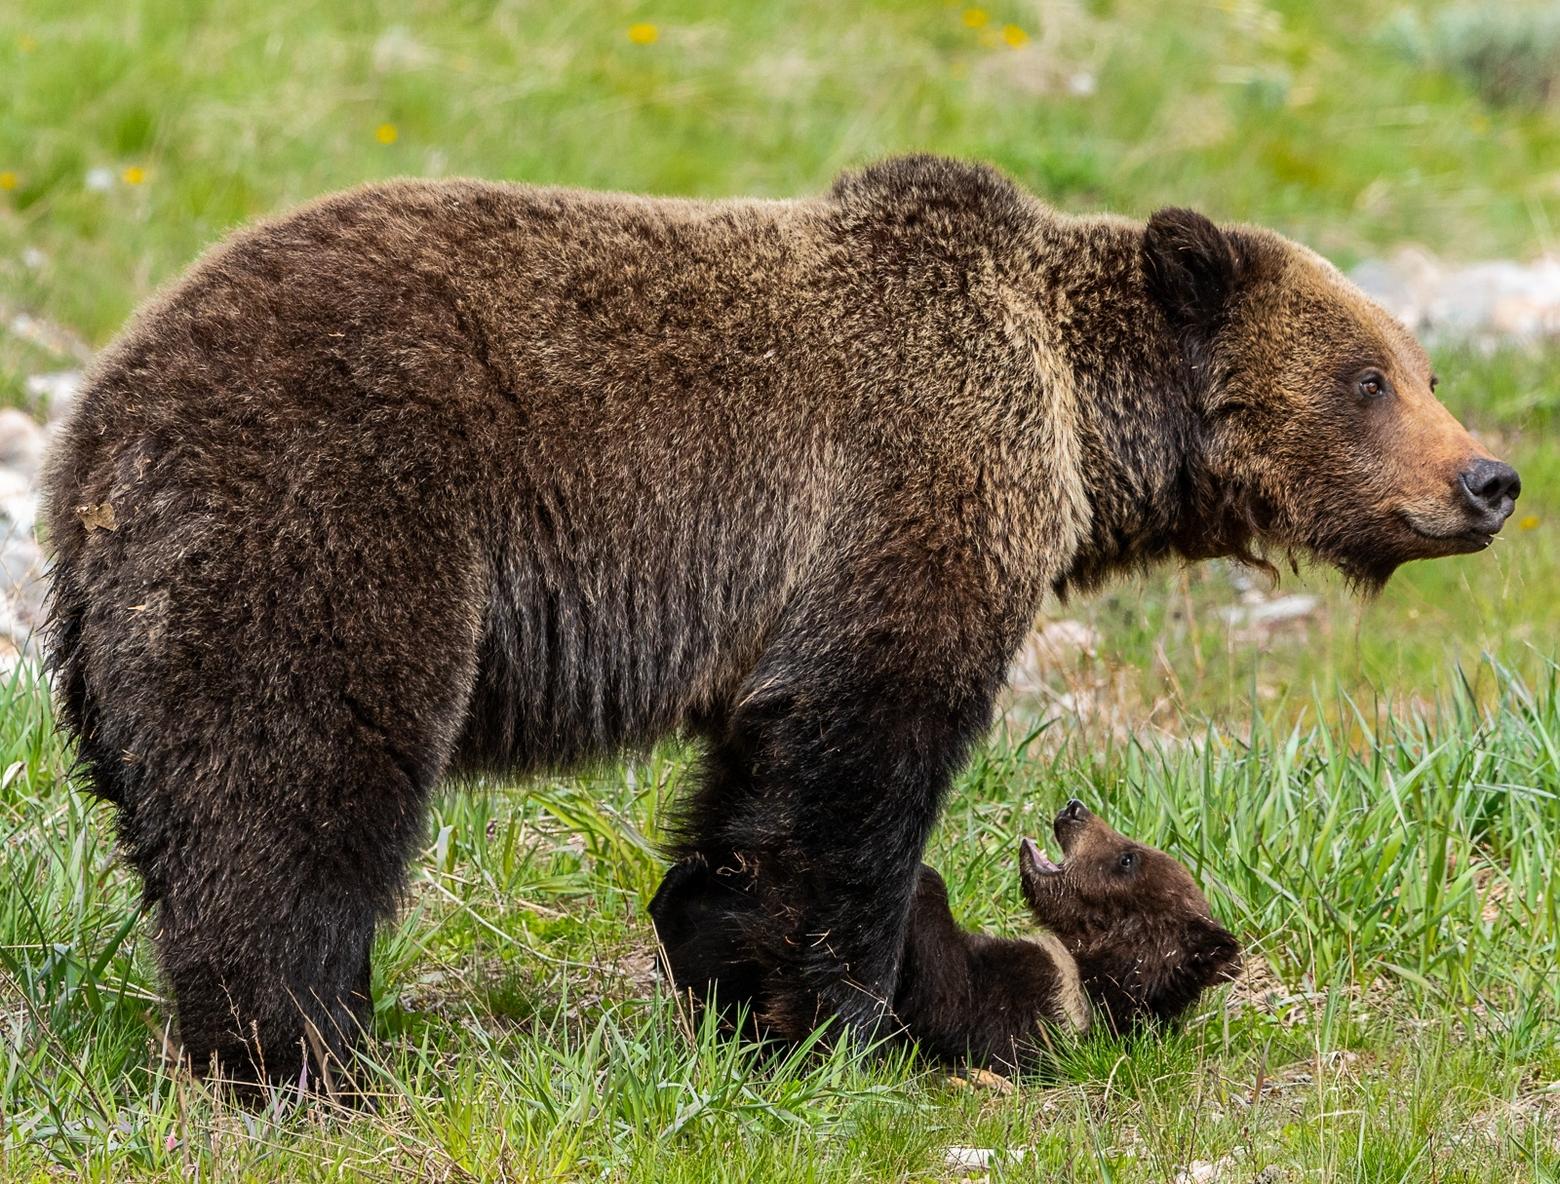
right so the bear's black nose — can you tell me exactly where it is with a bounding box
[1061,798,1086,821]
[1460,459,1520,524]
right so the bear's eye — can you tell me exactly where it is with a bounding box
[1117,851,1137,872]
[1356,371,1391,400]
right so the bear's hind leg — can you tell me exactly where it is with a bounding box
[158,860,379,1094]
[62,497,487,1096]
[128,706,448,1097]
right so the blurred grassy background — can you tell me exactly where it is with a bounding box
[2,1,1559,1178]
[1,0,1557,338]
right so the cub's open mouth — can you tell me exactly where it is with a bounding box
[1020,836,1063,876]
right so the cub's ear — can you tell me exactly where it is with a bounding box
[1186,915,1243,986]
[1142,207,1242,341]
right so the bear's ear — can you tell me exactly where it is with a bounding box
[1142,207,1242,342]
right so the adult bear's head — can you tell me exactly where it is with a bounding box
[1142,208,1520,590]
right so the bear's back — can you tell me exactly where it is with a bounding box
[44,180,862,776]
[42,162,1075,781]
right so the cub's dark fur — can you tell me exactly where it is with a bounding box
[651,801,1240,1073]
[43,155,1512,1089]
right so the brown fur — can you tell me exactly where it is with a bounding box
[1019,800,1241,1035]
[901,800,1240,1071]
[652,800,1239,1074]
[40,155,1513,1088]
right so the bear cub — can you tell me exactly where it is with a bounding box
[650,799,1240,1073]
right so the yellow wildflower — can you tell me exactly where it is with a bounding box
[375,123,399,145]
[962,8,988,28]
[0,171,17,191]
[627,22,659,45]
[121,165,146,185]
[1001,24,1028,46]
[1519,514,1540,531]
[18,34,37,53]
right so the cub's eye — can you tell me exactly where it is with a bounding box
[1118,851,1137,872]
[1356,371,1391,400]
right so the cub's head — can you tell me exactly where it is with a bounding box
[1143,209,1519,590]
[1020,800,1240,1034]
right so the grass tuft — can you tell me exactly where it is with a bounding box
[3,660,1560,1177]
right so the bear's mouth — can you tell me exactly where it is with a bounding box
[1019,834,1067,914]
[1399,512,1498,554]
[1020,836,1063,876]
[1412,526,1494,552]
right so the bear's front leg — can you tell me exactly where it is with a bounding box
[668,562,1030,1047]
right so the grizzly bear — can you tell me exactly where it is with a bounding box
[650,799,1240,1073]
[41,155,1517,1089]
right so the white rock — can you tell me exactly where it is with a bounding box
[1491,290,1560,339]
[1352,250,1560,345]
[1036,618,1099,660]
[1173,1151,1247,1184]
[944,1146,1026,1170]
[1427,261,1538,338]
[1,539,47,638]
[0,608,43,657]
[1350,252,1439,329]
[5,624,42,659]
[373,25,435,72]
[1007,619,1100,697]
[1222,594,1318,628]
[0,503,36,543]
[1223,560,1262,596]
[9,317,90,365]
[1,536,43,581]
[1174,1159,1227,1184]
[23,369,82,420]
[0,594,23,651]
[0,409,45,479]
[0,468,35,538]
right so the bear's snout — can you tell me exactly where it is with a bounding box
[1458,458,1521,532]
[1052,798,1095,854]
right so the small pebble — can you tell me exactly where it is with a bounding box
[1352,250,1560,345]
[0,408,45,479]
[23,369,83,420]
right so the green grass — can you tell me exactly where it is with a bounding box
[1,0,1557,364]
[5,661,1560,1180]
[3,0,1560,1178]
